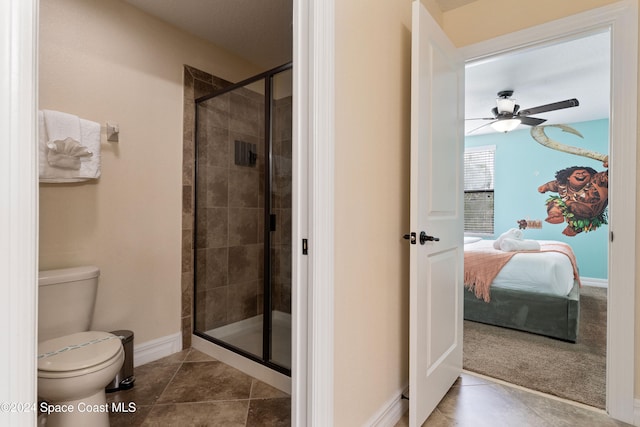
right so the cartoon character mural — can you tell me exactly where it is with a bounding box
[531,125,609,236]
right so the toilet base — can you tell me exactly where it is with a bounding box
[40,388,110,427]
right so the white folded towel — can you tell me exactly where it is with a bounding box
[39,110,101,183]
[493,228,523,249]
[500,238,541,252]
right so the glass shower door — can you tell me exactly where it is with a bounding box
[194,78,266,361]
[268,68,292,369]
[193,64,292,374]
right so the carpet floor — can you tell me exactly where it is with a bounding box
[463,285,607,409]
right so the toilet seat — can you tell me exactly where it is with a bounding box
[38,331,123,378]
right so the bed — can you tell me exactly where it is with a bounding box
[463,237,580,342]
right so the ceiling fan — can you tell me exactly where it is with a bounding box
[467,90,579,134]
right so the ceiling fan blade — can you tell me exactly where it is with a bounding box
[466,120,497,134]
[465,117,496,121]
[520,116,547,126]
[519,98,579,116]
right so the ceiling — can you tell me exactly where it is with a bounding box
[124,1,610,136]
[125,0,293,70]
[465,31,610,135]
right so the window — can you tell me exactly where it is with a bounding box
[464,146,495,234]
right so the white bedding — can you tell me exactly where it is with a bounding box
[464,239,576,297]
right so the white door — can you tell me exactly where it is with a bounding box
[409,2,464,426]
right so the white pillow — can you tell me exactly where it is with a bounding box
[464,236,482,245]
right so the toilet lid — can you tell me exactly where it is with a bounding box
[38,331,122,372]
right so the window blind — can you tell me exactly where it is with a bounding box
[464,147,495,234]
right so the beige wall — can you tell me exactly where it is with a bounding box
[333,0,631,425]
[38,0,260,345]
[442,0,619,47]
[334,1,412,425]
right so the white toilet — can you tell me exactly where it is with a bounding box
[38,266,124,427]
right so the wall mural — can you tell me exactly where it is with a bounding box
[531,125,609,237]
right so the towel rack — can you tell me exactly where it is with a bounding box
[106,122,119,142]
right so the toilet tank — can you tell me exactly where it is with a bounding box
[38,266,100,343]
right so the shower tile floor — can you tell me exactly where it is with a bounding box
[106,348,290,426]
[206,312,291,370]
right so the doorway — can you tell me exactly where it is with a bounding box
[462,30,611,408]
[459,3,637,419]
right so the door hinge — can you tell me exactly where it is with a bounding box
[610,231,614,242]
[302,239,308,255]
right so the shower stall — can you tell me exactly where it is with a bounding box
[193,63,292,375]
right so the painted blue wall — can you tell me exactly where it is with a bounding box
[465,119,609,279]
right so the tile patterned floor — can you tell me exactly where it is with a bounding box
[106,348,290,426]
[395,373,633,427]
[107,349,631,427]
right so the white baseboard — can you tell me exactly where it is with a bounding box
[365,386,409,427]
[581,277,608,288]
[633,398,640,426]
[133,332,182,367]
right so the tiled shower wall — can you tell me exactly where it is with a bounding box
[182,65,292,349]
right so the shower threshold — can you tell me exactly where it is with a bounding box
[204,310,291,370]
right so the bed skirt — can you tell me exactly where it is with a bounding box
[463,281,580,342]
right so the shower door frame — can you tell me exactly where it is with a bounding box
[193,62,293,376]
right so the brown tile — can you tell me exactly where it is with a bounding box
[182,316,192,349]
[436,382,549,427]
[205,166,229,208]
[228,280,259,323]
[182,185,193,230]
[195,208,208,248]
[229,168,260,208]
[194,78,215,99]
[508,386,629,427]
[204,126,230,169]
[183,68,194,97]
[183,100,195,143]
[184,348,218,363]
[201,94,231,130]
[250,380,290,399]
[106,361,182,407]
[246,397,291,427]
[181,274,193,318]
[157,361,253,403]
[154,349,191,365]
[228,245,261,284]
[142,401,248,427]
[205,208,229,248]
[423,408,456,427]
[182,229,193,273]
[197,287,228,330]
[229,92,263,137]
[108,403,152,427]
[205,247,228,288]
[228,208,260,246]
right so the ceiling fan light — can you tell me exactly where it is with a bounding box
[496,98,516,114]
[491,118,521,133]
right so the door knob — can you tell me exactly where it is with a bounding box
[403,232,417,244]
[420,231,440,244]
